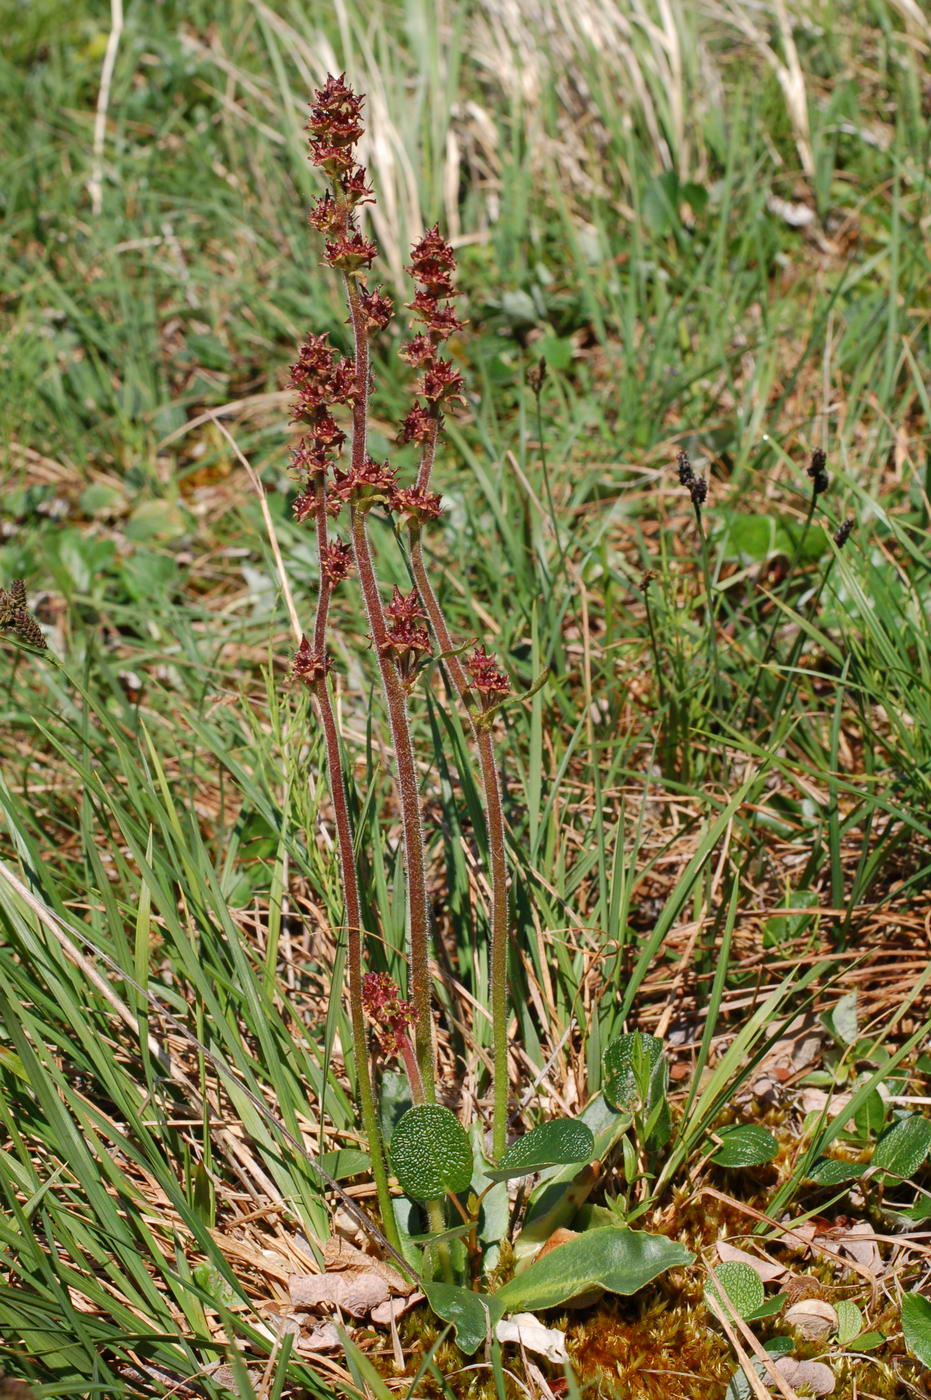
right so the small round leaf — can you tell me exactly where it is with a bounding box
[705,1262,765,1322]
[805,1156,867,1186]
[902,1291,931,1368]
[389,1105,473,1200]
[872,1114,931,1182]
[603,1033,665,1112]
[488,1118,595,1182]
[711,1124,779,1168]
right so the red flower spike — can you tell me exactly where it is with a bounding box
[391,486,443,523]
[292,635,331,686]
[407,225,457,293]
[321,539,353,584]
[466,646,510,707]
[307,74,365,148]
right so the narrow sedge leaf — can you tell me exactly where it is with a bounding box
[496,1227,692,1312]
[389,1105,473,1200]
[871,1114,931,1181]
[422,1281,504,1355]
[901,1291,931,1367]
[487,1119,595,1182]
[705,1263,765,1322]
[710,1124,779,1168]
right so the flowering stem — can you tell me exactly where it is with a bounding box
[344,278,437,1105]
[308,481,401,1257]
[407,510,510,1158]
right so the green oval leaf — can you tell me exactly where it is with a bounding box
[872,1114,931,1182]
[805,1156,868,1186]
[835,1299,863,1345]
[711,1124,779,1168]
[496,1226,692,1313]
[389,1105,473,1200]
[487,1118,595,1182]
[902,1291,931,1368]
[705,1262,765,1322]
[423,1281,504,1355]
[603,1033,666,1113]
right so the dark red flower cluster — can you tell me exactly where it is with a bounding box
[400,225,466,419]
[306,74,378,276]
[466,646,510,709]
[380,587,431,681]
[361,971,417,1054]
[292,634,331,688]
[331,455,398,510]
[321,539,353,584]
[390,485,443,524]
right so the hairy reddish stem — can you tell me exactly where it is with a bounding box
[307,477,401,1254]
[408,423,511,1158]
[344,276,437,1103]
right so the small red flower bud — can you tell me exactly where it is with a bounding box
[292,635,331,686]
[397,404,435,445]
[407,225,457,295]
[321,539,353,584]
[386,586,426,624]
[331,456,398,509]
[391,485,443,523]
[361,971,417,1055]
[419,357,466,405]
[359,286,393,330]
[324,229,377,272]
[307,74,365,148]
[292,489,317,523]
[407,292,465,339]
[340,164,374,207]
[289,437,330,478]
[466,646,510,707]
[398,334,435,366]
[309,192,340,232]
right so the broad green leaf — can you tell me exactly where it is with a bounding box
[902,1291,931,1367]
[496,1227,692,1313]
[805,1156,867,1186]
[711,1124,779,1168]
[705,1263,764,1322]
[423,1281,504,1355]
[872,1114,931,1181]
[835,1299,863,1345]
[389,1105,473,1201]
[853,1086,886,1137]
[603,1033,666,1114]
[747,1293,787,1321]
[821,992,859,1047]
[487,1119,595,1182]
[851,1330,885,1352]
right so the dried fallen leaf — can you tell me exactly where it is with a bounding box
[785,1298,838,1340]
[289,1269,390,1316]
[322,1235,413,1293]
[496,1313,570,1363]
[371,1291,425,1326]
[775,1356,835,1395]
[837,1222,882,1275]
[302,1322,342,1352]
[717,1241,786,1284]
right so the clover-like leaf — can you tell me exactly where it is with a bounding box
[902,1291,931,1368]
[423,1281,504,1355]
[872,1114,931,1182]
[496,1227,692,1313]
[389,1105,473,1200]
[487,1119,595,1182]
[705,1262,765,1322]
[711,1124,779,1168]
